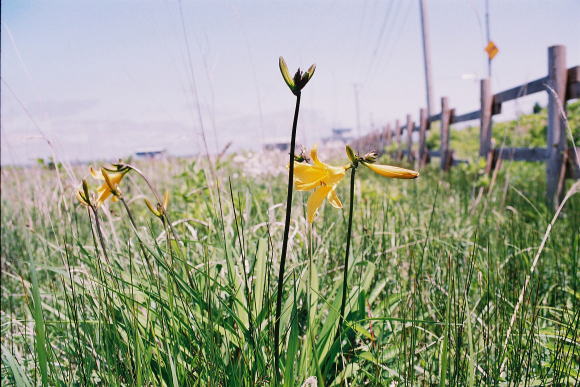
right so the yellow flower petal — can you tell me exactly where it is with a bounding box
[293,146,347,222]
[76,190,89,206]
[91,168,127,206]
[327,187,342,209]
[162,191,170,211]
[294,162,325,184]
[294,151,346,186]
[306,64,316,81]
[310,145,325,168]
[102,169,124,186]
[96,185,112,206]
[89,166,102,179]
[296,179,324,191]
[364,163,419,179]
[307,185,333,223]
[144,198,161,217]
[322,165,346,185]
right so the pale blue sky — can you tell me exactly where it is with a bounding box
[1,0,579,164]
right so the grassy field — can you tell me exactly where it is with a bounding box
[1,144,579,385]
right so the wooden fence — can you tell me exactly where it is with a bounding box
[352,45,579,207]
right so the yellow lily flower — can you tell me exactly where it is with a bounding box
[90,167,128,206]
[362,162,419,179]
[294,146,347,223]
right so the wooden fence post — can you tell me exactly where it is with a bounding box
[406,114,414,162]
[395,119,402,160]
[418,108,428,168]
[546,45,568,207]
[440,97,452,170]
[480,78,493,158]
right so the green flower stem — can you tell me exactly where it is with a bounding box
[274,91,301,383]
[335,165,356,342]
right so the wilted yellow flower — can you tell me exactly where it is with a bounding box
[294,146,347,223]
[362,162,419,179]
[90,167,128,206]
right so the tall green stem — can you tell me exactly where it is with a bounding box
[336,166,356,342]
[274,91,301,382]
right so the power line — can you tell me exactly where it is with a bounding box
[362,0,408,86]
[363,0,396,81]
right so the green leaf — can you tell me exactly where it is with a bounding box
[352,323,374,340]
[283,303,299,387]
[253,238,268,320]
[1,344,33,387]
[30,261,49,386]
[358,351,378,364]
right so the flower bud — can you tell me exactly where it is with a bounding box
[82,179,90,200]
[294,146,310,163]
[363,162,419,179]
[279,56,316,95]
[363,151,378,163]
[76,179,91,206]
[144,198,162,218]
[162,191,170,212]
[293,68,303,87]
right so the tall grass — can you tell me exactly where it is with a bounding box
[1,156,579,385]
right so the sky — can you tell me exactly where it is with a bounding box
[1,0,579,165]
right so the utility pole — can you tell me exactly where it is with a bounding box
[419,0,434,117]
[485,0,491,77]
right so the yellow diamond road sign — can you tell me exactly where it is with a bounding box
[485,41,499,60]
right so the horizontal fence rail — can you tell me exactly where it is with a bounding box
[351,45,579,207]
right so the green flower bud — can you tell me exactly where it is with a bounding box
[144,198,162,218]
[82,179,90,201]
